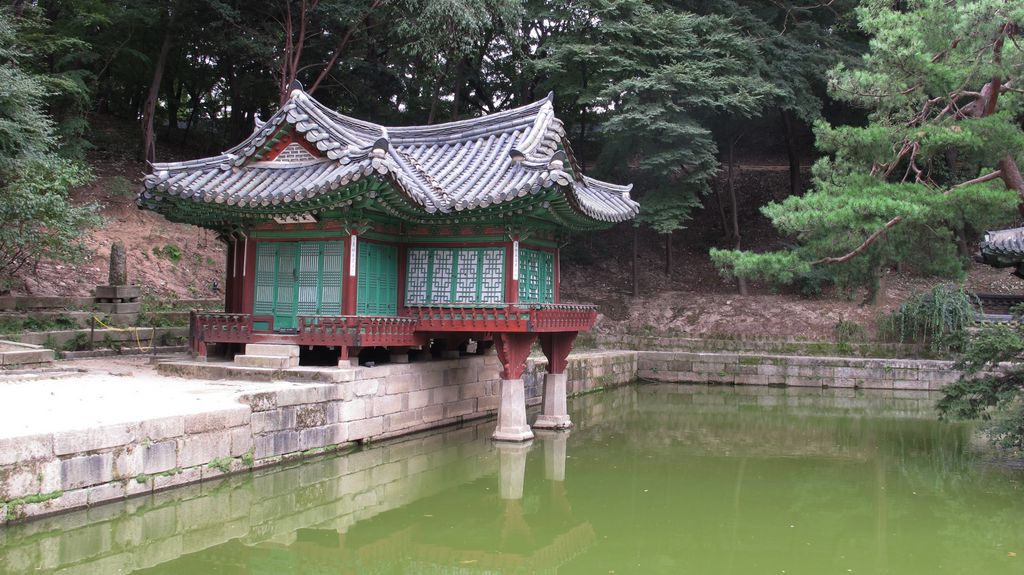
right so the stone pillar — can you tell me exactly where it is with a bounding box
[494,378,533,441]
[492,332,537,442]
[495,440,533,499]
[535,332,577,430]
[108,242,127,285]
[534,373,571,429]
[535,429,570,482]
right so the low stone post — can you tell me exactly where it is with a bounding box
[93,241,140,324]
[108,242,127,285]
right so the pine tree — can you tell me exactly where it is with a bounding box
[711,0,1024,301]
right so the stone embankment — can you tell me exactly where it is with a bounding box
[0,351,636,523]
[637,351,964,390]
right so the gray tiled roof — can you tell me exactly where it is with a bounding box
[979,226,1024,267]
[140,86,638,225]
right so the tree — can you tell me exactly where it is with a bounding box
[711,0,1024,301]
[537,0,775,278]
[0,12,98,285]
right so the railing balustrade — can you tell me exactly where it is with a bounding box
[190,302,598,354]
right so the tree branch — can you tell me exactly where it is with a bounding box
[812,216,904,266]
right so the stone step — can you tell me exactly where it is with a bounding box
[158,361,359,383]
[234,354,298,369]
[245,343,300,358]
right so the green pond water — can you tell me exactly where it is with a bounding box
[2,383,1024,574]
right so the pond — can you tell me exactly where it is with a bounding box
[2,383,1022,574]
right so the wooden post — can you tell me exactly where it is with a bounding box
[89,315,95,351]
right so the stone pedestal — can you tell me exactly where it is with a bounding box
[495,440,533,500]
[533,372,572,429]
[492,378,534,441]
[535,429,570,481]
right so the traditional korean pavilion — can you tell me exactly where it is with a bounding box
[139,81,638,441]
[979,226,1024,278]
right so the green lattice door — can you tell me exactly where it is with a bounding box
[518,248,554,303]
[357,241,398,315]
[254,241,343,330]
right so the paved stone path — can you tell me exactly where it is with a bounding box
[0,356,283,438]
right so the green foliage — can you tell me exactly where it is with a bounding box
[538,0,778,234]
[710,249,809,285]
[714,1,1024,294]
[207,457,233,474]
[938,324,1024,453]
[154,244,182,263]
[0,13,99,283]
[879,285,979,352]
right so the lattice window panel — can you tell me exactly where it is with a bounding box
[455,250,479,303]
[405,249,429,305]
[274,142,316,163]
[480,249,504,303]
[254,243,276,315]
[518,248,554,303]
[297,243,320,316]
[430,249,453,304]
[321,242,343,315]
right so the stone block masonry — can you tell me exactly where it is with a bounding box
[637,351,980,390]
[1,351,636,523]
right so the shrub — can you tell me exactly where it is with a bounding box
[879,284,979,352]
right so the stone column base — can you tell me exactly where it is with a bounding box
[492,378,534,442]
[533,372,573,430]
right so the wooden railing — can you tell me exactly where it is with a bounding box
[299,315,420,346]
[193,312,254,343]
[404,303,597,333]
[191,302,598,353]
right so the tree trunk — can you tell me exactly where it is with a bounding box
[728,136,748,296]
[665,233,673,276]
[999,154,1024,215]
[141,1,176,165]
[711,178,730,239]
[780,109,802,197]
[450,58,466,121]
[164,76,181,142]
[181,87,201,146]
[632,226,640,297]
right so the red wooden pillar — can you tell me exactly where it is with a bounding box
[396,243,407,313]
[240,237,256,313]
[342,234,358,315]
[223,240,236,313]
[553,247,561,304]
[505,238,519,304]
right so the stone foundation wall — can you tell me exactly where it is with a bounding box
[0,351,636,524]
[637,351,964,390]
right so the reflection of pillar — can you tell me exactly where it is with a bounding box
[534,429,570,482]
[535,332,577,429]
[492,332,537,441]
[495,440,533,499]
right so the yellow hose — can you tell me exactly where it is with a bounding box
[90,316,156,353]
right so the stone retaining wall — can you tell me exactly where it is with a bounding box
[0,351,636,523]
[637,351,964,390]
[599,334,929,358]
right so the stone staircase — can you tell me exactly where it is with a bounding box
[233,344,300,369]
